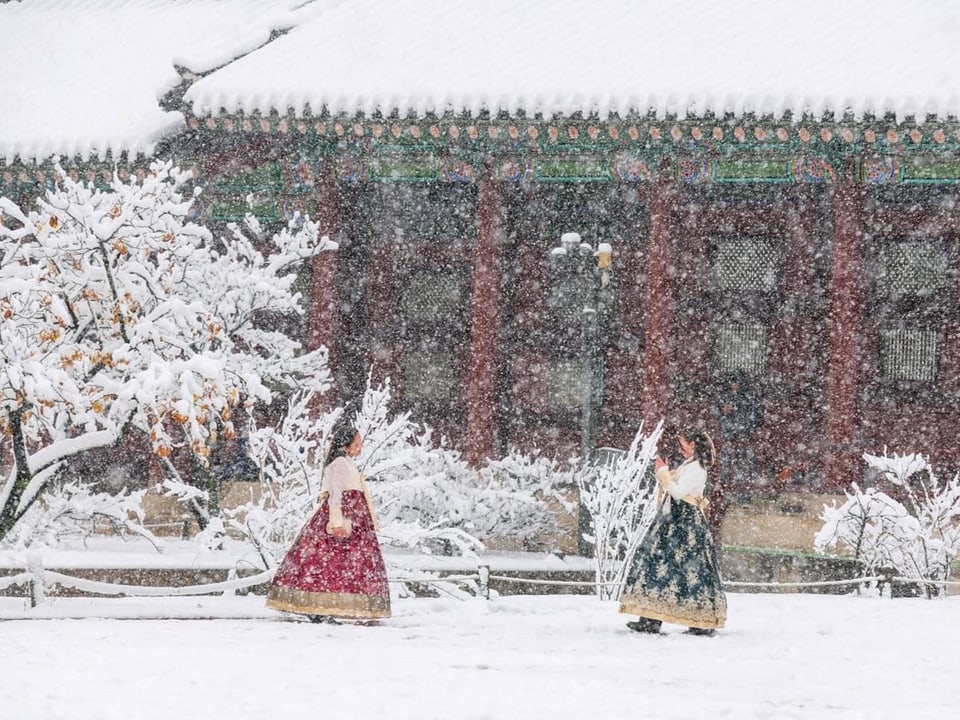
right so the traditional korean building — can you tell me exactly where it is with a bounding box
[160,108,960,489]
[2,0,959,498]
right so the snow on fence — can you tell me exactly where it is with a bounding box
[3,552,959,610]
[484,574,960,594]
[0,552,490,607]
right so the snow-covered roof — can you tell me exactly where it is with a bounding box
[185,0,960,122]
[0,0,314,163]
[4,0,960,164]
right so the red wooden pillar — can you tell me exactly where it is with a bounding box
[641,164,678,429]
[465,167,503,465]
[825,163,864,488]
[308,162,340,356]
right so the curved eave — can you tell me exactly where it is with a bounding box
[0,117,186,167]
[186,96,960,128]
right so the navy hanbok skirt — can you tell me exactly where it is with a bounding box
[619,496,727,630]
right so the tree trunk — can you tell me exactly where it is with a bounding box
[0,409,36,541]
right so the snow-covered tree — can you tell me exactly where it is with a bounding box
[0,160,333,545]
[816,451,960,597]
[577,421,663,600]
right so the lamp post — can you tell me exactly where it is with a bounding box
[549,231,614,555]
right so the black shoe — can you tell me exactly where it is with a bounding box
[626,618,662,634]
[308,615,341,624]
[685,627,716,637]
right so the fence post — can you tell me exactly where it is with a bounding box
[478,564,490,600]
[880,568,895,598]
[222,568,237,597]
[26,550,46,608]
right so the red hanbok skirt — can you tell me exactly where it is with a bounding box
[266,489,391,619]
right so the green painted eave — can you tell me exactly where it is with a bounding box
[8,112,960,224]
[185,110,960,160]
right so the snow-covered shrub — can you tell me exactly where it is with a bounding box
[368,432,572,557]
[222,376,576,566]
[815,484,915,589]
[479,450,577,546]
[816,451,960,597]
[210,390,342,564]
[576,421,663,600]
[366,427,490,558]
[357,379,575,557]
[4,481,160,551]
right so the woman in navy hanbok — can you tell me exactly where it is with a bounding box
[620,427,727,635]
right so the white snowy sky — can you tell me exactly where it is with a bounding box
[4,0,960,162]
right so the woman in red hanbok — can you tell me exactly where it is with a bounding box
[266,424,391,622]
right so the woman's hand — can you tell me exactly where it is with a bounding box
[326,519,353,538]
[654,457,672,490]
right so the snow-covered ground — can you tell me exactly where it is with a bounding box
[1,590,957,719]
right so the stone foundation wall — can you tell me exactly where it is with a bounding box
[140,486,841,553]
[719,492,845,553]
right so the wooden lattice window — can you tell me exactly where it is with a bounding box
[712,238,782,291]
[715,322,768,376]
[400,272,463,324]
[879,241,948,296]
[401,351,457,401]
[881,328,938,382]
[548,359,583,409]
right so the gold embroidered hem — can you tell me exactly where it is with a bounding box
[619,596,725,630]
[266,586,391,619]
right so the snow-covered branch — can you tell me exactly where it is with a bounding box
[576,421,663,599]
